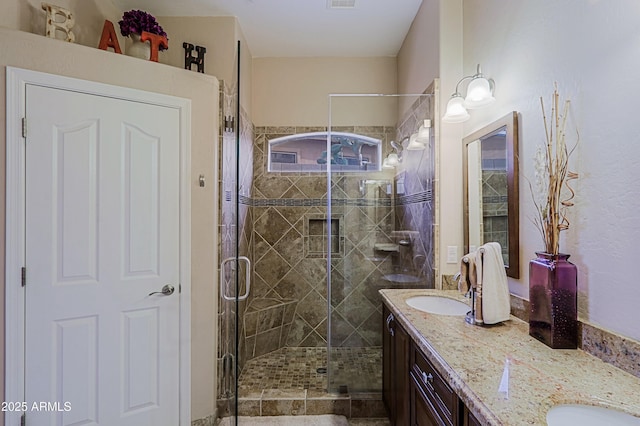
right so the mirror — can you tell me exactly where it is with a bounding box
[463,111,519,278]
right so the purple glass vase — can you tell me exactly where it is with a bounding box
[529,252,578,349]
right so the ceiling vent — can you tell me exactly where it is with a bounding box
[327,0,356,9]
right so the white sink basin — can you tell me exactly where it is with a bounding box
[405,296,470,316]
[547,404,640,426]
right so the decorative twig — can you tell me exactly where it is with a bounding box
[532,85,579,255]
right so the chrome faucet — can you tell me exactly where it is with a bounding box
[454,271,478,325]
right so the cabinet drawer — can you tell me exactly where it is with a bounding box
[410,372,443,426]
[411,343,458,425]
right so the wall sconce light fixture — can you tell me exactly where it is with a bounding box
[382,119,431,169]
[442,64,495,123]
[408,119,431,150]
[382,141,401,169]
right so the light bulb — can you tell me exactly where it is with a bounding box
[464,77,495,109]
[386,153,399,166]
[406,133,426,150]
[442,95,470,123]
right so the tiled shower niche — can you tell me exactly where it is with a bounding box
[306,216,343,257]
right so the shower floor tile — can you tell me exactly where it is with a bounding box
[237,347,382,395]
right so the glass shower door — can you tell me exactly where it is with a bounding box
[327,93,435,393]
[218,40,244,424]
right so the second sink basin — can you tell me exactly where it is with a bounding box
[547,404,640,425]
[405,296,470,316]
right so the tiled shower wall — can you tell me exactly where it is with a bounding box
[217,92,437,383]
[393,92,436,289]
[251,125,398,354]
[249,96,436,359]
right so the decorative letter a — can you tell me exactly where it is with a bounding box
[98,20,122,54]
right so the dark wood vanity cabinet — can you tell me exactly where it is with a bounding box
[383,304,411,425]
[383,303,473,426]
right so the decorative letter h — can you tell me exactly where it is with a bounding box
[183,43,207,73]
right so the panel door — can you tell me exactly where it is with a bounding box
[24,84,180,426]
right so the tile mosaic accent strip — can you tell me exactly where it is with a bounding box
[242,192,430,207]
[482,195,508,204]
[249,197,392,207]
[396,189,432,206]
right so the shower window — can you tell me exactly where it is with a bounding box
[268,131,382,172]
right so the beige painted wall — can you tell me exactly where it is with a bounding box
[398,0,464,283]
[159,16,253,116]
[397,0,440,103]
[463,0,640,342]
[251,57,397,127]
[401,0,640,342]
[0,28,219,422]
[1,0,123,49]
[435,1,464,281]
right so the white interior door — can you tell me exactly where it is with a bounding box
[24,84,180,426]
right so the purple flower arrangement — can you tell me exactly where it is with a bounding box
[118,10,168,50]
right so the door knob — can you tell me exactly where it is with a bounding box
[149,284,175,296]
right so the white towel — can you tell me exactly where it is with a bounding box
[477,242,510,325]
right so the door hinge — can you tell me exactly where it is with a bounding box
[22,117,27,138]
[21,267,26,287]
[223,115,235,133]
[21,413,26,426]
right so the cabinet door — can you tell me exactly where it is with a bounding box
[382,304,410,426]
[410,373,441,426]
[394,320,411,425]
[383,305,394,419]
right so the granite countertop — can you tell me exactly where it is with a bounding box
[380,289,640,425]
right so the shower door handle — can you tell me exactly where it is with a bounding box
[236,256,251,301]
[219,256,251,301]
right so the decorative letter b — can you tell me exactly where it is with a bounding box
[41,2,75,43]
